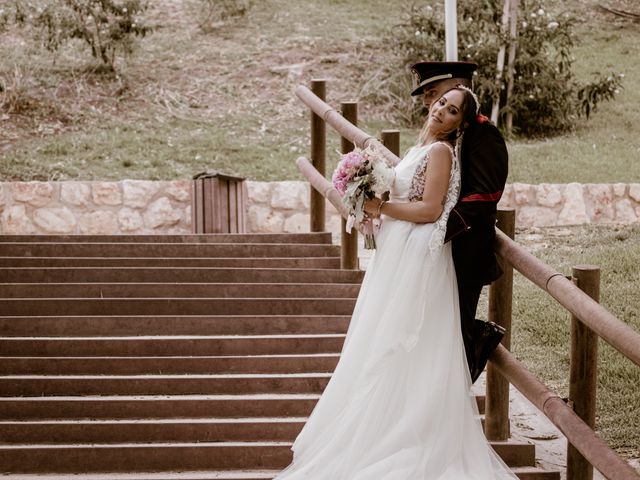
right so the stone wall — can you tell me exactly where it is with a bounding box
[247,181,640,233]
[1,180,639,235]
[0,181,192,235]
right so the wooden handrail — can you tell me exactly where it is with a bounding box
[494,229,640,367]
[295,85,402,167]
[295,153,640,479]
[490,345,640,480]
[295,83,640,478]
[296,156,348,218]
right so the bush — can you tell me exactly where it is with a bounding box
[4,0,152,72]
[196,0,252,32]
[366,0,623,137]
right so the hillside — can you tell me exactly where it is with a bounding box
[1,0,639,182]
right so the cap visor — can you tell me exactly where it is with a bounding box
[410,85,424,96]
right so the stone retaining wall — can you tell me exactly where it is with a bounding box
[0,181,192,235]
[246,181,640,233]
[0,180,639,235]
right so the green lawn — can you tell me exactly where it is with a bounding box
[508,224,640,458]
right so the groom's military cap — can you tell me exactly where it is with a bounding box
[410,61,478,96]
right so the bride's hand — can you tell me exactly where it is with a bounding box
[364,198,383,217]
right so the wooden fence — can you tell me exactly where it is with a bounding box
[295,80,640,480]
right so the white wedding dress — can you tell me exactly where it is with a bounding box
[275,142,518,479]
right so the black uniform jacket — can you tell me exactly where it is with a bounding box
[445,119,508,286]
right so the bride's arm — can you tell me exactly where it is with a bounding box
[364,143,452,223]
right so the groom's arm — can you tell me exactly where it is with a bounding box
[445,122,508,242]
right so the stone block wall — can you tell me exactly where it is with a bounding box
[246,181,640,233]
[0,181,192,235]
[500,182,640,226]
[0,180,639,235]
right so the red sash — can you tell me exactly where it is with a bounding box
[460,191,503,203]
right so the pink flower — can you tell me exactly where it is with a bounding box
[332,150,365,195]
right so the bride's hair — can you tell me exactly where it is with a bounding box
[418,87,479,146]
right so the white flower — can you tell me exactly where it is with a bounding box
[614,89,620,94]
[619,73,625,78]
[547,21,559,29]
[529,94,535,99]
[522,21,528,28]
[371,160,395,195]
[415,30,421,36]
[531,12,537,18]
[537,8,545,16]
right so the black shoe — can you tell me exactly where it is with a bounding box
[470,320,506,383]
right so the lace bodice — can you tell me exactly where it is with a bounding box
[389,141,461,251]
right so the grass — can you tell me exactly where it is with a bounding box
[507,10,640,184]
[1,0,639,182]
[507,224,640,458]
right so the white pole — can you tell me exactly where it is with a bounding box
[444,0,458,61]
[491,0,511,125]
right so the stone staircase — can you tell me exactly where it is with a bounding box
[0,233,558,479]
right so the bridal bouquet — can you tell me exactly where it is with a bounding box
[332,144,395,249]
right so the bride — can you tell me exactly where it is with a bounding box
[274,87,518,479]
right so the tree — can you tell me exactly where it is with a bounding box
[364,0,623,137]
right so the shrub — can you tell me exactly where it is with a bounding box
[365,0,623,137]
[197,0,253,32]
[4,0,152,72]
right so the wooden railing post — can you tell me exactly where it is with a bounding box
[380,130,399,203]
[381,130,400,158]
[567,265,600,480]
[485,208,515,441]
[310,79,327,232]
[340,101,359,269]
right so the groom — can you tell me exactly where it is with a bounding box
[409,61,509,383]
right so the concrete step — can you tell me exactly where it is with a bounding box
[0,373,332,396]
[0,243,340,258]
[0,442,292,472]
[0,298,357,316]
[0,439,535,472]
[0,468,561,479]
[0,315,351,337]
[0,267,364,284]
[0,233,333,244]
[0,256,341,269]
[0,283,361,299]
[0,354,341,375]
[0,418,307,443]
[0,394,485,420]
[512,468,562,479]
[0,423,559,471]
[0,394,323,420]
[0,334,346,356]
